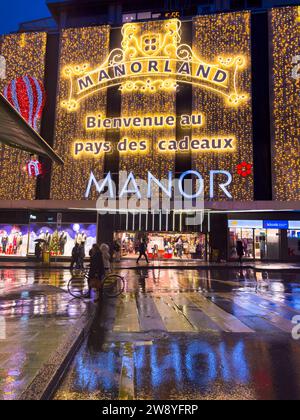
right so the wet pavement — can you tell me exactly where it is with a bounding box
[0,269,87,400]
[53,268,300,400]
[1,260,300,272]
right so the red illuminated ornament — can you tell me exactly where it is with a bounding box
[237,162,252,178]
[3,76,46,130]
[26,156,43,178]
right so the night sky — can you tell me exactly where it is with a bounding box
[0,0,51,35]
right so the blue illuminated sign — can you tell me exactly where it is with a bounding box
[263,220,288,230]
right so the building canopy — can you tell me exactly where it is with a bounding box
[0,93,63,165]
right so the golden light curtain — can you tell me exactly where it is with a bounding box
[192,12,253,201]
[119,20,177,180]
[269,6,300,201]
[51,26,110,200]
[0,32,47,200]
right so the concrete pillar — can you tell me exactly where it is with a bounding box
[209,213,228,261]
[280,230,288,262]
[97,214,115,248]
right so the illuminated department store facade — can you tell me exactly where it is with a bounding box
[0,0,300,262]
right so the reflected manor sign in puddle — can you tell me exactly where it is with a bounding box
[292,316,300,340]
[73,339,250,398]
[0,315,5,339]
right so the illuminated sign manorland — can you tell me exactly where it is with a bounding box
[51,14,253,202]
[61,19,248,111]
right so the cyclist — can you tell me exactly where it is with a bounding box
[88,244,105,299]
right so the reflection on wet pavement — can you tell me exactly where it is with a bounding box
[0,269,86,400]
[54,268,300,400]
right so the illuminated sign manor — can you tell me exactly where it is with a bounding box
[61,19,248,111]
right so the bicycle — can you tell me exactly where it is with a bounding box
[68,268,125,299]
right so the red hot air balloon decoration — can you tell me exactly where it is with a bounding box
[26,154,43,178]
[3,76,46,131]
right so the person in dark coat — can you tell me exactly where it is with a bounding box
[88,244,105,298]
[136,240,149,264]
[77,244,85,269]
[70,243,80,270]
[236,240,245,265]
[35,242,42,261]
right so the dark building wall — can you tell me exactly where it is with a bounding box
[0,210,97,225]
[37,33,60,200]
[210,214,228,261]
[251,11,272,200]
[103,27,122,189]
[175,20,192,176]
[98,214,116,247]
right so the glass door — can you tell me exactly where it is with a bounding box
[266,229,280,260]
[255,229,267,260]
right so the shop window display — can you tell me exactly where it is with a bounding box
[230,227,280,260]
[0,225,29,257]
[115,232,207,260]
[229,228,254,259]
[28,224,97,257]
[288,230,300,257]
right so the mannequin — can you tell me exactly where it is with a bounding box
[45,230,51,246]
[59,231,67,255]
[13,233,18,254]
[76,231,87,254]
[81,231,87,245]
[39,230,46,241]
[16,232,23,254]
[1,233,8,254]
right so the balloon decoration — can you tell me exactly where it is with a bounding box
[3,76,46,130]
[24,155,43,178]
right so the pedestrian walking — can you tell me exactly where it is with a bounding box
[136,240,149,264]
[176,238,183,259]
[236,240,244,265]
[113,239,121,262]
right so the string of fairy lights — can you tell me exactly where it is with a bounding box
[270,6,300,201]
[192,12,253,201]
[0,32,47,200]
[2,9,297,204]
[50,26,110,200]
[120,20,177,189]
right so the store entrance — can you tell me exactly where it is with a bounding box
[114,232,208,261]
[255,229,280,260]
[229,227,280,261]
